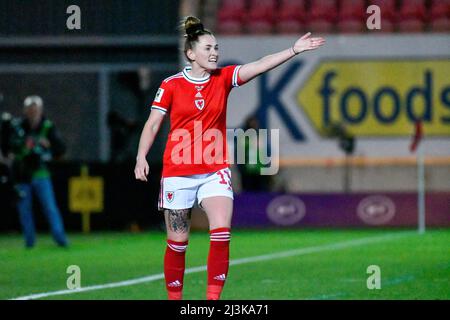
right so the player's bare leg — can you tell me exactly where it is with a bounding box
[201,196,233,300]
[163,208,192,300]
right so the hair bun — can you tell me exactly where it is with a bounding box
[184,16,204,37]
[185,23,204,36]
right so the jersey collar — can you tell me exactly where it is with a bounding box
[182,66,210,84]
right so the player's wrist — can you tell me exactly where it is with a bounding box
[290,46,299,56]
[136,155,146,162]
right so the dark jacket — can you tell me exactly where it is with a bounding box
[10,116,65,182]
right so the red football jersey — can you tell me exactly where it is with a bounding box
[151,65,244,177]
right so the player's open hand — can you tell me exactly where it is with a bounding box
[134,158,149,182]
[293,32,325,54]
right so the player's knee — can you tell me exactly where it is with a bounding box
[166,232,190,243]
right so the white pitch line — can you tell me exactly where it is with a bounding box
[10,231,413,300]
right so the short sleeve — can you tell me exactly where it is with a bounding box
[221,65,244,90]
[150,80,173,115]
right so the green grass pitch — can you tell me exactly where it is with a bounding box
[0,228,449,300]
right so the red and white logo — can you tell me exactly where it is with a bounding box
[168,280,182,287]
[213,274,226,281]
[165,191,175,203]
[195,99,205,110]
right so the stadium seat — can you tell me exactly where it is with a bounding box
[339,0,366,20]
[337,19,366,33]
[216,0,246,35]
[378,19,395,33]
[276,19,305,34]
[398,0,427,21]
[308,0,338,22]
[307,19,335,33]
[338,0,366,33]
[429,0,450,20]
[275,0,306,34]
[429,17,450,32]
[397,18,426,33]
[217,0,246,24]
[216,19,244,35]
[246,20,274,34]
[369,0,396,26]
[277,0,306,21]
[306,0,337,33]
[247,0,276,20]
[245,0,276,34]
[396,0,428,33]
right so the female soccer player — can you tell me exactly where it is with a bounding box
[134,16,325,300]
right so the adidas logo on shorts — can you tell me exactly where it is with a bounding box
[168,280,182,287]
[213,274,226,281]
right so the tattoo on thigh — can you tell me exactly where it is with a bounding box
[165,209,191,233]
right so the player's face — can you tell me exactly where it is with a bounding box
[192,35,219,71]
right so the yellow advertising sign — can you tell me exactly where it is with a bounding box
[69,165,103,233]
[297,60,450,136]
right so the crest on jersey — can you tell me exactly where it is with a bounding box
[195,99,205,110]
[165,191,174,203]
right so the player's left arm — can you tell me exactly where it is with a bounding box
[238,32,325,83]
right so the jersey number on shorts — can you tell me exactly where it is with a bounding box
[216,170,232,187]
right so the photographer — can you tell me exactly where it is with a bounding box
[9,96,68,248]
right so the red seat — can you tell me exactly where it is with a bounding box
[337,19,366,33]
[369,0,396,22]
[308,0,338,22]
[429,0,450,20]
[429,17,450,32]
[277,0,306,21]
[216,0,246,34]
[338,0,366,33]
[217,0,246,23]
[306,0,337,33]
[307,19,335,33]
[276,19,305,34]
[245,0,276,34]
[217,19,244,35]
[246,20,274,34]
[378,19,395,33]
[339,0,366,20]
[275,0,306,33]
[397,18,426,33]
[247,0,276,21]
[398,0,427,21]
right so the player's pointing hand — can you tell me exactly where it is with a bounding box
[292,32,325,54]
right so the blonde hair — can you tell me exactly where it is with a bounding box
[181,16,213,62]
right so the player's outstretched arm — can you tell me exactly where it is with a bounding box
[238,32,325,83]
[134,109,165,182]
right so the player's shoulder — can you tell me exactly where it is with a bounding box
[213,65,237,75]
[162,72,184,85]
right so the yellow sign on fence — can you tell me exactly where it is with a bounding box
[68,165,104,233]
